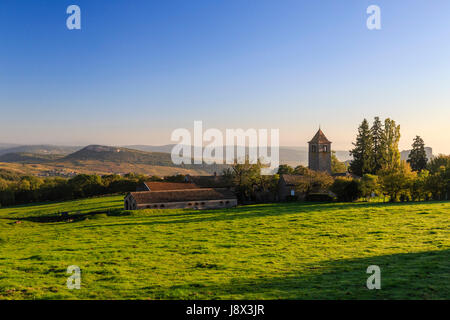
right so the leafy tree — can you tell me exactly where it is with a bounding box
[380,118,401,171]
[424,171,446,200]
[349,119,373,176]
[425,165,449,200]
[68,174,103,198]
[293,165,310,175]
[296,170,333,195]
[253,174,280,202]
[331,151,347,174]
[277,164,294,175]
[407,136,428,171]
[428,154,450,174]
[410,170,431,201]
[330,177,362,202]
[223,158,263,202]
[360,174,380,200]
[0,178,8,191]
[14,176,44,203]
[379,161,416,202]
[0,178,15,206]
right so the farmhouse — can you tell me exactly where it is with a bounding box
[124,188,237,210]
[278,174,308,201]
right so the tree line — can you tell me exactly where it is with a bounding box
[345,117,449,201]
[274,117,449,202]
[332,154,450,202]
[0,173,163,207]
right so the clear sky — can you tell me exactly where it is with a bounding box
[1,0,449,154]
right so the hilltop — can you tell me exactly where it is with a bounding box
[63,145,175,166]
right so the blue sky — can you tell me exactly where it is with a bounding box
[0,0,449,153]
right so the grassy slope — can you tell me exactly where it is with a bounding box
[0,197,448,299]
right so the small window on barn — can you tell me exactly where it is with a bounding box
[220,201,224,205]
[160,204,165,208]
[153,205,158,208]
[188,203,192,206]
[195,202,199,205]
[290,189,295,196]
[225,201,230,204]
[323,145,328,152]
[201,202,205,205]
[312,145,317,152]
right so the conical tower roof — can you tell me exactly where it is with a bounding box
[308,129,331,144]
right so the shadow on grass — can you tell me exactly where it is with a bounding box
[153,249,450,300]
[10,200,448,225]
[6,208,127,223]
[72,200,448,230]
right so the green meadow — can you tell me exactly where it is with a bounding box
[0,196,448,299]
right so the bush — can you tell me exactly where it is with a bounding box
[330,177,362,202]
[304,193,333,202]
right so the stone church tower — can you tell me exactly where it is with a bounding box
[308,128,332,173]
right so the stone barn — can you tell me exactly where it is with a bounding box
[124,188,237,210]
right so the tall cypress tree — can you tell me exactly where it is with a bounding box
[349,119,374,176]
[370,116,384,174]
[407,135,428,171]
[380,118,401,171]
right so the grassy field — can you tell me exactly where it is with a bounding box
[0,196,448,299]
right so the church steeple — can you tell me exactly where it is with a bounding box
[308,128,332,173]
[308,128,331,144]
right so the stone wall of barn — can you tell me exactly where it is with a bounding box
[135,199,237,210]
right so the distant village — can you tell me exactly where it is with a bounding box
[125,129,346,210]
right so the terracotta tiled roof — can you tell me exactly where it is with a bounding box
[308,129,331,144]
[144,181,199,191]
[129,188,236,204]
[281,174,307,186]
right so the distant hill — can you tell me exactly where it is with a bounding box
[63,145,176,166]
[0,143,21,150]
[125,144,176,154]
[0,152,64,163]
[0,145,81,156]
[54,145,224,175]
